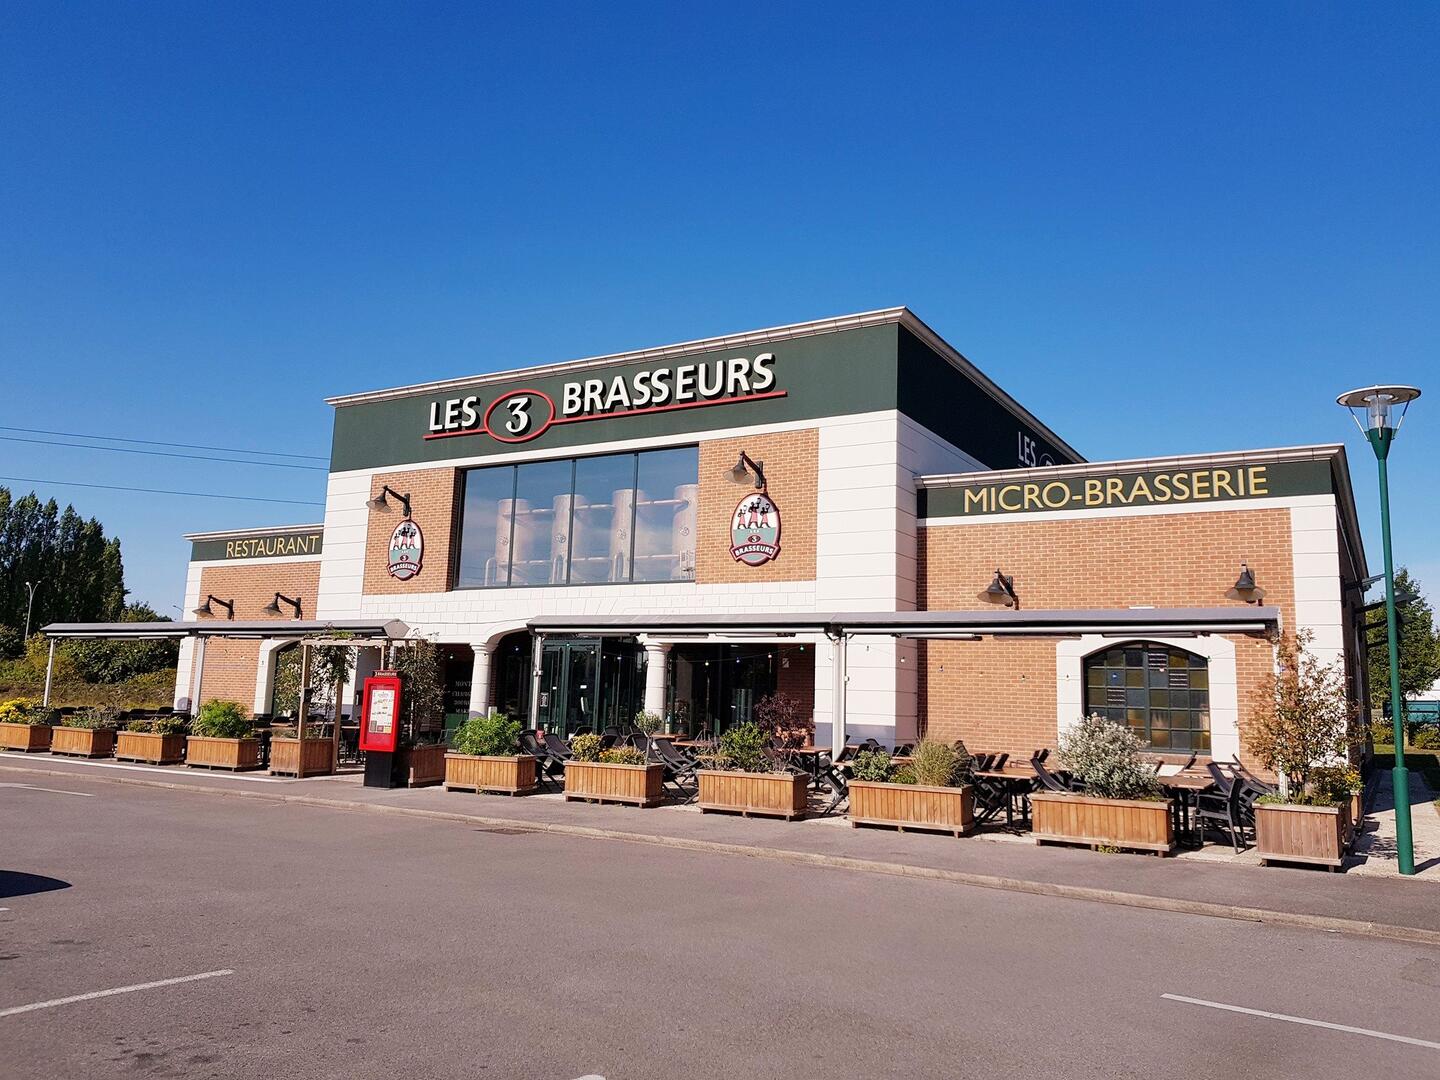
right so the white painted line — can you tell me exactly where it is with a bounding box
[0,969,235,1018]
[3,758,291,783]
[0,783,95,797]
[1162,994,1440,1050]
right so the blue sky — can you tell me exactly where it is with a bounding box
[2,3,1436,612]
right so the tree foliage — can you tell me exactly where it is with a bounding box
[65,603,179,682]
[1365,568,1440,720]
[1245,629,1357,797]
[0,487,126,654]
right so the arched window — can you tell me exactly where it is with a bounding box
[1084,643,1211,753]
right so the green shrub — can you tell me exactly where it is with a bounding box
[126,715,188,735]
[0,697,52,725]
[706,721,776,774]
[1370,720,1396,747]
[569,733,603,762]
[1058,714,1162,801]
[61,706,121,730]
[851,749,893,782]
[599,745,646,766]
[634,711,662,737]
[449,712,521,757]
[192,700,252,739]
[911,739,969,788]
[1309,765,1362,804]
[891,764,917,785]
[1411,726,1440,751]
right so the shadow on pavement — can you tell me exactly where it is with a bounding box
[0,870,72,899]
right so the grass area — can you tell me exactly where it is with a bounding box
[0,670,175,710]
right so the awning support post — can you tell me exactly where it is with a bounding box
[830,631,848,758]
[296,642,312,780]
[42,639,56,708]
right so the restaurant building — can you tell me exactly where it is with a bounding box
[115,308,1367,763]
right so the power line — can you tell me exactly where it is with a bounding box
[0,425,328,462]
[0,475,325,507]
[0,434,327,471]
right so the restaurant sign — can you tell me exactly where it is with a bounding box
[731,491,782,566]
[920,458,1334,519]
[190,528,324,562]
[425,352,781,444]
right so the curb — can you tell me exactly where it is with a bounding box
[7,761,1440,949]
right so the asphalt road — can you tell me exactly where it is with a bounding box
[3,776,1439,1080]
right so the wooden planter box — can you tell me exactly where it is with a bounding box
[1030,792,1175,855]
[446,753,538,795]
[564,760,664,806]
[1255,802,1348,871]
[185,735,261,771]
[849,781,975,837]
[398,744,448,787]
[269,737,336,777]
[116,730,186,765]
[697,769,810,820]
[50,727,115,758]
[0,723,52,753]
[1347,792,1363,846]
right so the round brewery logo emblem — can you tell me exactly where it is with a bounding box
[387,518,424,580]
[730,492,781,566]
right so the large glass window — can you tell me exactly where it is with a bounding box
[1085,643,1211,753]
[456,446,698,588]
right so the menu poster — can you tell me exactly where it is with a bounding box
[360,674,403,753]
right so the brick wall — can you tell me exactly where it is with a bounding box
[194,560,320,712]
[363,469,461,594]
[775,646,816,721]
[917,507,1296,762]
[696,429,817,584]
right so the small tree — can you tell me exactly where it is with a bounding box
[1245,629,1357,799]
[754,692,810,754]
[634,709,662,762]
[1058,715,1161,800]
[393,640,445,743]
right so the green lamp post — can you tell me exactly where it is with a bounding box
[1338,383,1421,876]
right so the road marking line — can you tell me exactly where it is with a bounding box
[1161,994,1440,1050]
[0,969,235,1018]
[0,783,95,797]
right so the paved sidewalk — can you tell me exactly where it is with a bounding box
[7,753,1440,939]
[1351,767,1440,879]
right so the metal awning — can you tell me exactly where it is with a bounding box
[527,606,1280,638]
[42,619,411,641]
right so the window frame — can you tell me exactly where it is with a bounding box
[1082,640,1212,753]
[450,446,696,590]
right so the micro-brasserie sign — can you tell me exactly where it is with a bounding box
[426,353,781,443]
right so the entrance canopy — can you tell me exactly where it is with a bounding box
[42,619,411,641]
[528,607,1280,638]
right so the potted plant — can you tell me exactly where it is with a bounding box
[269,724,336,777]
[186,700,261,770]
[1030,714,1174,854]
[393,640,448,785]
[1310,766,1364,848]
[445,712,536,795]
[116,715,188,764]
[696,721,809,820]
[848,740,976,836]
[51,706,120,758]
[1244,630,1359,870]
[0,697,54,753]
[397,735,449,787]
[564,727,665,807]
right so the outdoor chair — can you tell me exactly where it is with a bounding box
[1194,772,1249,853]
[573,726,593,737]
[1032,748,1050,764]
[1032,760,1077,793]
[991,753,1009,770]
[520,731,561,790]
[543,733,574,761]
[1229,758,1276,795]
[972,752,996,772]
[653,737,698,800]
[894,743,915,756]
[818,757,850,815]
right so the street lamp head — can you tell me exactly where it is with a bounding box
[1337,384,1420,435]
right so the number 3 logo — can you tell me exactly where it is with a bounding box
[483,389,556,443]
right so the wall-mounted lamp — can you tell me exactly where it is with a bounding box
[728,451,767,490]
[191,595,235,619]
[263,592,303,617]
[982,569,1019,609]
[1229,562,1263,604]
[367,485,412,517]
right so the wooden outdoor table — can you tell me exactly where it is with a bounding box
[1155,772,1215,844]
[971,768,1036,828]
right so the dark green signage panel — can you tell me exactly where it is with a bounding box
[919,458,1333,519]
[190,529,325,562]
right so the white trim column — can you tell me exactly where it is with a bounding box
[253,639,297,716]
[642,642,670,717]
[468,641,496,718]
[830,632,848,757]
[188,637,208,714]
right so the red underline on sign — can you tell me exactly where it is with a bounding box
[422,389,789,441]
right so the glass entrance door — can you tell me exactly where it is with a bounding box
[536,639,600,736]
